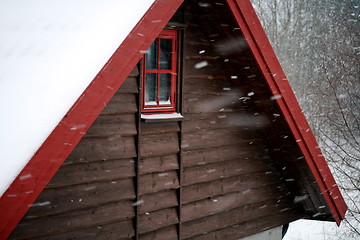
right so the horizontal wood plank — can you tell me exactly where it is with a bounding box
[128,65,140,77]
[181,128,260,150]
[102,93,137,114]
[182,112,270,132]
[139,134,180,158]
[138,190,178,214]
[182,158,273,186]
[11,201,135,239]
[49,158,135,187]
[65,136,136,163]
[182,185,290,222]
[182,171,282,204]
[86,114,137,137]
[189,208,301,240]
[139,225,178,240]
[141,122,180,136]
[29,220,135,240]
[183,93,247,113]
[138,208,179,234]
[182,198,298,239]
[139,170,179,195]
[26,178,135,219]
[139,155,179,175]
[118,76,139,93]
[181,143,268,167]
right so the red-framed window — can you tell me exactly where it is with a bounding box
[142,29,178,114]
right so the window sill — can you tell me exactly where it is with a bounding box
[141,113,184,122]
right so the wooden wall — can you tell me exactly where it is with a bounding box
[9,66,141,240]
[9,0,316,239]
[178,1,304,239]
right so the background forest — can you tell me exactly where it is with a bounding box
[250,0,359,239]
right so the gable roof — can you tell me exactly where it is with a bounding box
[0,0,347,238]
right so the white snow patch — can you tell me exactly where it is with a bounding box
[141,113,184,120]
[271,94,283,100]
[194,61,209,69]
[283,219,354,240]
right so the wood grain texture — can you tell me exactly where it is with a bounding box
[141,122,180,136]
[188,209,301,240]
[139,171,179,195]
[29,220,135,240]
[182,112,270,132]
[139,133,180,158]
[139,225,178,240]
[181,185,291,222]
[102,93,138,114]
[48,158,135,187]
[138,190,178,214]
[139,155,179,175]
[118,76,139,93]
[25,178,135,219]
[181,142,268,167]
[182,171,283,204]
[182,158,273,186]
[65,136,137,163]
[86,114,137,137]
[182,198,299,239]
[10,200,135,239]
[181,128,260,150]
[138,208,179,234]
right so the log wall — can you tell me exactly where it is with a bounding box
[9,67,140,240]
[9,0,309,239]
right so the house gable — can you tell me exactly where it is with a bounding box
[1,0,346,239]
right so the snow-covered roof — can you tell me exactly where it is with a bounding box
[0,0,155,196]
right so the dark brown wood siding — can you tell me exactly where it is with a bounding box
[9,67,140,240]
[10,1,311,239]
[177,1,304,238]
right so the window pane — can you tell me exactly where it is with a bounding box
[160,74,171,105]
[146,39,158,69]
[160,39,172,70]
[145,73,157,105]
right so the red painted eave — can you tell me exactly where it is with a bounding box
[226,0,347,225]
[0,1,183,239]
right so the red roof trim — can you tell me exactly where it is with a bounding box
[0,0,183,239]
[226,0,347,225]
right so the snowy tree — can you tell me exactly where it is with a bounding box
[251,0,360,239]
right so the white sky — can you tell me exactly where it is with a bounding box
[0,0,155,196]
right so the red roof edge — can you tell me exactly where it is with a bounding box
[0,0,183,239]
[226,0,347,225]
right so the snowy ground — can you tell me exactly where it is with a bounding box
[284,219,355,240]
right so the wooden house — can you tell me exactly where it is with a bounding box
[0,0,347,239]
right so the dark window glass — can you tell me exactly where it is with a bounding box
[142,29,177,112]
[160,73,171,104]
[145,73,157,104]
[146,39,158,69]
[160,39,172,70]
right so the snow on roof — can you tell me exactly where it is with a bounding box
[0,0,155,196]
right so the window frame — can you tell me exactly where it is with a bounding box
[141,29,178,114]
